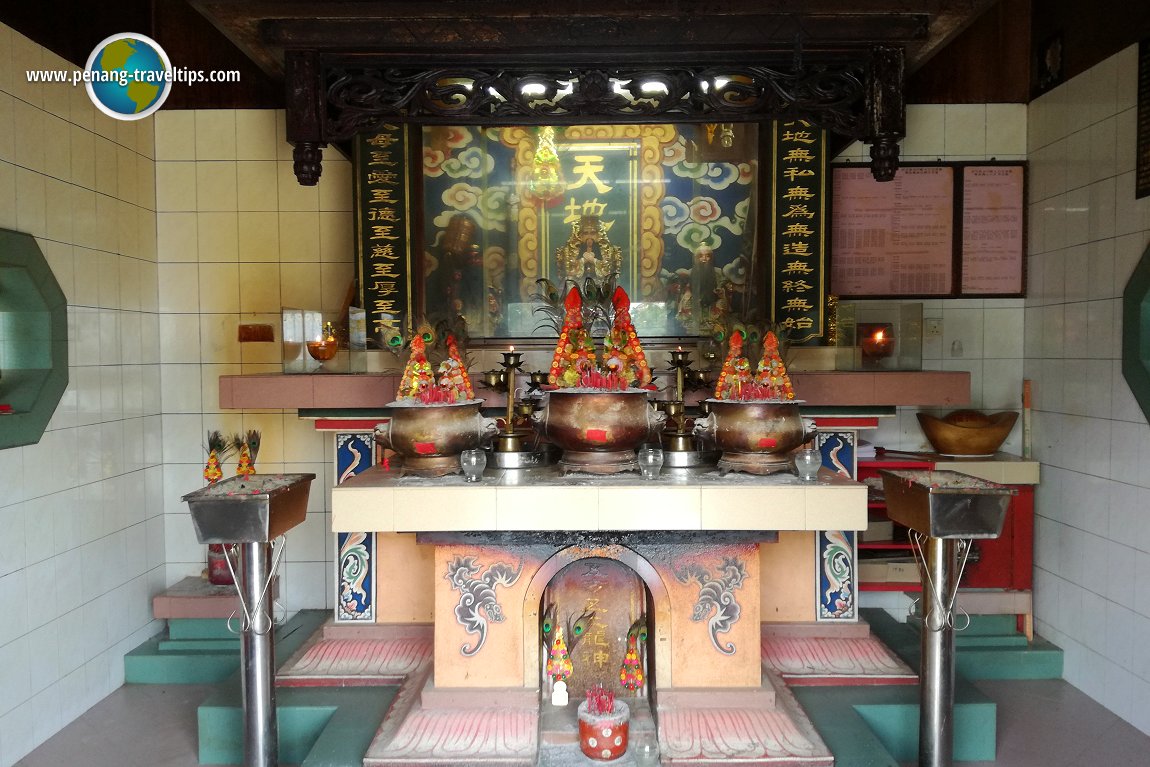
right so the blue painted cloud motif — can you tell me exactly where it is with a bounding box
[432,183,509,232]
[337,532,372,621]
[672,160,743,191]
[664,195,751,252]
[441,146,495,179]
[676,221,721,252]
[660,197,691,234]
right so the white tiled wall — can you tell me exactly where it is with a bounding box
[837,104,1029,453]
[1024,44,1150,735]
[0,23,165,766]
[153,109,353,616]
[4,11,1145,759]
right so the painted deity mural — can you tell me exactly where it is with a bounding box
[419,124,759,339]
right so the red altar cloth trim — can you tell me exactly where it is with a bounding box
[809,417,879,428]
[313,419,381,431]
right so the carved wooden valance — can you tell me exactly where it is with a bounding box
[284,47,905,186]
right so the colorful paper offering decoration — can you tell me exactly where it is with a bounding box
[397,332,474,404]
[233,430,261,479]
[712,330,795,401]
[548,285,653,390]
[203,430,228,484]
[546,626,574,682]
[618,616,647,691]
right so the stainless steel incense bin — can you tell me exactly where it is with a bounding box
[879,470,1016,767]
[183,473,315,767]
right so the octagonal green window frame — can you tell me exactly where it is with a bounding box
[0,228,68,450]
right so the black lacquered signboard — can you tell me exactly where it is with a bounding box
[354,125,412,343]
[770,120,827,344]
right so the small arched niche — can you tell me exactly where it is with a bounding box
[522,545,672,696]
[539,557,654,702]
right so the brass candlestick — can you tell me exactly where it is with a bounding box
[481,369,505,390]
[660,350,718,465]
[668,347,691,403]
[526,370,548,394]
[520,370,547,413]
[497,348,525,452]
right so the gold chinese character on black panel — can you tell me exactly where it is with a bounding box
[354,126,411,341]
[770,120,826,344]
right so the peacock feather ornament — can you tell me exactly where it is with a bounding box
[541,602,596,682]
[619,615,648,692]
[232,430,262,479]
[203,430,229,484]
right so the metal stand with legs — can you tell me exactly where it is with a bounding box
[916,535,964,767]
[881,469,1014,767]
[240,541,278,767]
[225,538,286,767]
[182,473,315,767]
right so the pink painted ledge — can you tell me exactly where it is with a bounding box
[152,575,278,619]
[790,371,970,406]
[219,371,970,410]
[218,373,399,409]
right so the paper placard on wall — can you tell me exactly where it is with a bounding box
[830,162,1026,299]
[961,165,1025,295]
[831,165,954,297]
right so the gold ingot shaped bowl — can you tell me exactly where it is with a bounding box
[916,410,1018,456]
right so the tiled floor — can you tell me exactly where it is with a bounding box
[14,677,1150,766]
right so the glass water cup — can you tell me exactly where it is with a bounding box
[794,447,821,481]
[460,448,487,482]
[637,447,664,480]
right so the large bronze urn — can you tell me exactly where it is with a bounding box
[375,400,497,476]
[538,389,665,474]
[693,399,813,475]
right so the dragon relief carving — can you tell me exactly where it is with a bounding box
[446,554,523,656]
[674,556,746,655]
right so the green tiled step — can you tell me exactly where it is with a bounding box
[794,678,997,765]
[947,613,1019,635]
[954,633,1030,648]
[158,638,241,652]
[125,609,328,685]
[168,618,243,640]
[790,685,900,767]
[193,609,396,767]
[789,609,1061,765]
[862,608,1064,680]
[198,684,398,766]
[124,637,241,684]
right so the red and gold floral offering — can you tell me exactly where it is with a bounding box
[377,332,495,476]
[540,285,664,474]
[696,330,812,475]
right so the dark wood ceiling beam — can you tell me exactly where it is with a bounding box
[904,0,999,69]
[317,47,892,68]
[189,0,981,76]
[258,14,930,50]
[193,0,949,22]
